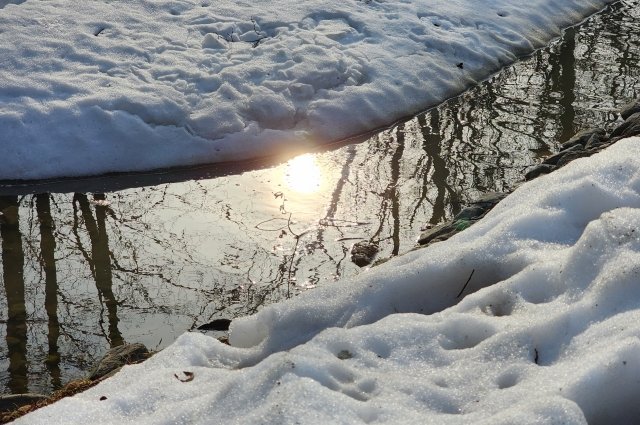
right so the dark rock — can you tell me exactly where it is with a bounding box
[0,394,47,413]
[542,144,583,166]
[418,222,457,246]
[198,319,232,331]
[620,99,640,120]
[556,150,593,168]
[418,192,507,247]
[584,132,611,150]
[559,140,583,151]
[370,259,387,268]
[610,112,640,140]
[525,164,554,181]
[560,128,606,150]
[415,191,508,251]
[453,205,486,221]
[89,343,149,381]
[351,241,379,267]
[469,192,507,209]
[429,236,451,244]
[452,219,476,232]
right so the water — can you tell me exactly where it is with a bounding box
[1,0,639,395]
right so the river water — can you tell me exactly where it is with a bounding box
[1,0,639,395]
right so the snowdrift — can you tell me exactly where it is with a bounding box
[0,0,612,179]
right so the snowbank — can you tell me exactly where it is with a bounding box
[17,138,640,423]
[0,0,612,179]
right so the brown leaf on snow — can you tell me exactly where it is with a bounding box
[174,371,195,382]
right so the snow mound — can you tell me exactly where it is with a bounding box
[0,0,612,179]
[17,138,640,423]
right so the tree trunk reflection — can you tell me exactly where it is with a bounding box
[0,196,28,394]
[36,194,61,390]
[73,194,123,348]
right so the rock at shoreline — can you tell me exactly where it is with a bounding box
[453,205,486,221]
[585,131,611,150]
[418,223,458,246]
[418,192,507,247]
[351,241,379,267]
[620,98,640,120]
[0,394,47,413]
[556,150,593,168]
[198,319,232,331]
[88,343,150,381]
[528,126,613,181]
[560,128,606,150]
[467,192,507,210]
[542,144,583,166]
[610,112,640,141]
[525,164,554,181]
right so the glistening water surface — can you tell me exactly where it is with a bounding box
[1,0,639,395]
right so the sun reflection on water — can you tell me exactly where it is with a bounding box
[284,153,323,194]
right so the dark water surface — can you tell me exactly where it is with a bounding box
[1,0,639,394]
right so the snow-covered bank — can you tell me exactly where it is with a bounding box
[17,137,640,423]
[0,0,613,180]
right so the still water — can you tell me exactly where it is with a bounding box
[1,0,639,395]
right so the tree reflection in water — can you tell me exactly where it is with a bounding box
[1,196,28,394]
[0,0,639,394]
[36,194,61,390]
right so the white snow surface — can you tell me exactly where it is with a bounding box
[0,0,612,179]
[18,138,640,424]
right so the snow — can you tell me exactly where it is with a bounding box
[0,0,612,180]
[16,138,640,423]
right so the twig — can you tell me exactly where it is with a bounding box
[287,213,299,239]
[254,217,288,231]
[456,269,475,298]
[284,213,302,298]
[319,218,372,228]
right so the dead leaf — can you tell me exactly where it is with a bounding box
[174,371,195,382]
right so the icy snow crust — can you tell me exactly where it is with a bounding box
[18,138,640,423]
[0,0,612,179]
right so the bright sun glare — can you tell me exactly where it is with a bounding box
[284,154,323,194]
